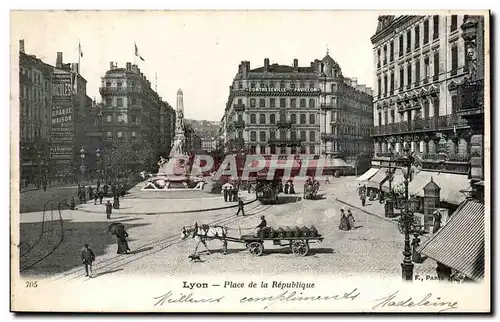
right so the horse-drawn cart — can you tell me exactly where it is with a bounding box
[237,235,323,257]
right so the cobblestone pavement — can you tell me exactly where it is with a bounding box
[20,181,437,281]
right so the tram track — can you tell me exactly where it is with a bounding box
[55,202,274,282]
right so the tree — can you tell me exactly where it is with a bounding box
[102,140,137,181]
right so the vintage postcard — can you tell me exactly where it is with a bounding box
[10,10,490,313]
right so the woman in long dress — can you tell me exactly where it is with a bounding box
[347,209,356,229]
[117,229,130,254]
[339,209,351,231]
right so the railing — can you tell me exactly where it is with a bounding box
[371,115,469,136]
[99,86,141,94]
[320,103,335,110]
[320,133,341,141]
[267,139,302,146]
[277,121,292,128]
[233,120,245,128]
[421,153,471,163]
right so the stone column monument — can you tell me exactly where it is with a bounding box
[171,88,187,155]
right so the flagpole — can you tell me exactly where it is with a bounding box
[78,39,81,74]
[134,42,136,65]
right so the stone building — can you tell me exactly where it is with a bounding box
[222,55,373,159]
[99,62,175,156]
[19,40,53,185]
[364,14,486,208]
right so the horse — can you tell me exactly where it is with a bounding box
[180,223,228,255]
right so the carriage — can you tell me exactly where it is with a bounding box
[181,223,323,257]
[254,176,280,204]
[303,180,320,199]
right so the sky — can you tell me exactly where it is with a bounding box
[11,10,379,121]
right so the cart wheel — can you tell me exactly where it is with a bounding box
[248,242,264,256]
[291,240,309,256]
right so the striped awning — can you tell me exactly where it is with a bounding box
[357,168,379,181]
[365,168,388,189]
[418,199,485,282]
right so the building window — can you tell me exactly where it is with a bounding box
[238,82,242,89]
[117,131,123,138]
[259,99,265,107]
[407,64,412,87]
[279,130,287,140]
[309,145,315,154]
[406,30,411,53]
[451,45,458,75]
[451,15,458,32]
[259,113,266,124]
[377,48,381,67]
[378,112,382,126]
[309,99,315,108]
[451,95,458,114]
[300,81,305,88]
[291,131,297,141]
[250,145,256,154]
[390,110,395,123]
[415,60,421,84]
[390,72,394,94]
[131,115,137,124]
[270,114,276,124]
[131,131,136,138]
[106,81,111,87]
[131,98,137,105]
[280,98,286,108]
[383,74,388,96]
[300,146,306,154]
[270,130,276,140]
[300,99,306,108]
[106,115,112,123]
[377,77,381,97]
[250,114,256,124]
[250,99,256,107]
[291,114,297,124]
[290,98,297,108]
[251,82,255,89]
[269,82,275,89]
[424,20,429,44]
[250,131,257,142]
[424,57,430,80]
[280,82,285,89]
[423,100,429,119]
[260,82,265,88]
[259,131,266,142]
[116,98,123,107]
[399,35,404,57]
[390,41,394,61]
[433,98,440,117]
[300,131,306,141]
[383,45,387,65]
[415,25,420,49]
[309,131,316,142]
[105,98,112,106]
[434,51,440,78]
[309,82,314,89]
[433,15,439,40]
[117,82,122,88]
[270,145,276,154]
[106,131,112,139]
[300,114,306,124]
[270,98,275,108]
[238,114,243,122]
[290,82,295,89]
[237,98,243,105]
[279,113,286,122]
[237,131,243,139]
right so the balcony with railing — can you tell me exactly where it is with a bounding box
[99,86,141,95]
[320,103,335,110]
[268,138,302,146]
[421,153,471,163]
[321,133,341,141]
[233,120,245,128]
[233,103,245,112]
[371,115,469,136]
[457,79,484,118]
[277,120,292,128]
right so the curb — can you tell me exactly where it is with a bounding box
[75,197,258,215]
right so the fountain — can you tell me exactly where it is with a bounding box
[141,89,205,191]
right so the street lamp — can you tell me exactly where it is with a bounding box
[397,144,415,282]
[80,146,86,184]
[96,148,102,182]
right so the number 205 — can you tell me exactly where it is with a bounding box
[25,281,38,288]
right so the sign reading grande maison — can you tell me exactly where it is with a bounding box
[247,88,321,93]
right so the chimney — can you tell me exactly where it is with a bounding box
[126,62,131,71]
[56,52,63,69]
[293,59,298,68]
[131,64,138,73]
[264,58,269,71]
[19,40,25,53]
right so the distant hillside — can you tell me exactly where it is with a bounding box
[184,119,221,140]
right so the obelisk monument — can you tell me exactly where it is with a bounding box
[171,88,187,155]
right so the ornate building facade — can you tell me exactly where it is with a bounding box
[368,14,486,206]
[99,62,175,156]
[222,56,373,158]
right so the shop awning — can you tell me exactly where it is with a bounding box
[429,173,470,205]
[365,168,387,189]
[357,168,379,181]
[381,168,405,192]
[418,199,485,282]
[408,171,436,197]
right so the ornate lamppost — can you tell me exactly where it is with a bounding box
[96,148,102,182]
[383,148,395,217]
[80,146,86,184]
[396,144,417,282]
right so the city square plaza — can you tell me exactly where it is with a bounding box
[19,176,438,281]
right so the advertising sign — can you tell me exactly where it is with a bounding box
[51,71,74,163]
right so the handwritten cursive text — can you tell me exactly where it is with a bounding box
[372,291,459,312]
[153,291,224,306]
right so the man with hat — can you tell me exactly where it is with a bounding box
[80,243,95,278]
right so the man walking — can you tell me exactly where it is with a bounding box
[223,187,228,202]
[236,197,245,216]
[105,200,113,219]
[81,243,95,278]
[98,189,104,204]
